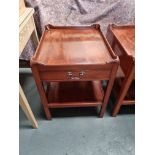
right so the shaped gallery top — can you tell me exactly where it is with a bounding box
[31,24,118,67]
[108,24,135,58]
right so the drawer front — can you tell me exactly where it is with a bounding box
[19,16,34,54]
[39,69,111,81]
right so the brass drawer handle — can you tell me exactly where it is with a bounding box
[67,71,85,80]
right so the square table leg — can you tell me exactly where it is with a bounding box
[99,63,119,117]
[31,67,52,120]
[19,84,38,128]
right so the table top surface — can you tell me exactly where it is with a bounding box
[32,25,116,66]
[110,25,135,58]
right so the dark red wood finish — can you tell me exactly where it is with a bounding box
[31,24,119,120]
[106,24,135,116]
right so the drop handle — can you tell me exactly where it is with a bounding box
[67,71,85,80]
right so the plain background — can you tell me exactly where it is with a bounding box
[0,0,155,154]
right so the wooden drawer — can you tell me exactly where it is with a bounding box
[39,69,112,81]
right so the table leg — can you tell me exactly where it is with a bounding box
[112,65,134,117]
[99,63,119,117]
[19,84,38,128]
[31,66,52,120]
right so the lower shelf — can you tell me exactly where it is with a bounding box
[46,81,104,108]
[122,99,135,105]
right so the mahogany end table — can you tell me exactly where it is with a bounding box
[106,24,135,116]
[31,24,119,120]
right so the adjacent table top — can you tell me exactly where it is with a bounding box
[31,24,117,67]
[108,24,135,58]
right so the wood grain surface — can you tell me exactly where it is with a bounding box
[31,25,119,119]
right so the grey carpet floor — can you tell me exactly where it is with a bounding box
[19,69,135,155]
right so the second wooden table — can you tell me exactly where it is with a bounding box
[106,24,135,116]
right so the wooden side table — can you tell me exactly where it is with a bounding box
[31,24,119,120]
[106,24,135,116]
[19,0,39,128]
